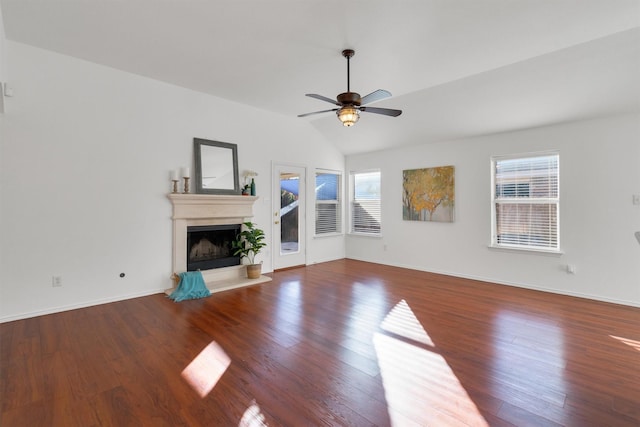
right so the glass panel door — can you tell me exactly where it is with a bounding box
[273,164,306,269]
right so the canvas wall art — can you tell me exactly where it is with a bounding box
[403,166,455,222]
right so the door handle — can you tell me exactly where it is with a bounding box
[274,221,280,224]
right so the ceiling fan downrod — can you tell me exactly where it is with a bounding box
[342,49,355,93]
[336,49,360,107]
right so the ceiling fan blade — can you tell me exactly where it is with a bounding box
[360,106,402,117]
[305,94,340,106]
[359,89,392,106]
[298,108,339,118]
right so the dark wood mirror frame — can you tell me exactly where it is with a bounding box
[193,138,240,195]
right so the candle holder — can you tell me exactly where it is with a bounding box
[183,176,190,194]
[171,179,179,194]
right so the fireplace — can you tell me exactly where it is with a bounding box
[167,193,271,294]
[187,224,241,271]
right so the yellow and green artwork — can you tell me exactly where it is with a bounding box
[403,166,455,222]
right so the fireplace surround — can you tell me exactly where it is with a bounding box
[167,193,271,293]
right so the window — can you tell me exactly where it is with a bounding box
[492,153,559,251]
[351,170,381,235]
[315,170,342,235]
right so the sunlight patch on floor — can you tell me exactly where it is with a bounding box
[491,309,568,395]
[181,341,231,398]
[239,401,269,427]
[375,300,488,426]
[380,299,434,346]
[610,335,640,352]
[275,280,302,338]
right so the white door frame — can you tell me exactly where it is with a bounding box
[272,162,307,270]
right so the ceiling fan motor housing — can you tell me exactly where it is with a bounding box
[337,92,361,106]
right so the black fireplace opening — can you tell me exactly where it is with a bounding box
[186,224,241,271]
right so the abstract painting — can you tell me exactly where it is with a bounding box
[403,166,455,222]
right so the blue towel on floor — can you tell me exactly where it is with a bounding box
[168,271,210,302]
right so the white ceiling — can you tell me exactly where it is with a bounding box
[2,0,639,155]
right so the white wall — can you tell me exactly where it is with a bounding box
[0,6,5,81]
[346,114,640,307]
[0,6,6,112]
[0,41,345,322]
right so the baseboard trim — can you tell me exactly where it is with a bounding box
[4,259,637,323]
[346,256,640,308]
[0,288,167,323]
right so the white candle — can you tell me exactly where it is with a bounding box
[182,167,190,177]
[170,170,178,181]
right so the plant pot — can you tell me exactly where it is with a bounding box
[246,263,261,279]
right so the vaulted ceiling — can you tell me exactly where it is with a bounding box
[2,0,639,154]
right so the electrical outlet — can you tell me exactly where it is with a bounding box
[52,276,62,287]
[566,265,576,274]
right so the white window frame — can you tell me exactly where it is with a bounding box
[314,169,342,237]
[349,169,382,236]
[491,152,560,253]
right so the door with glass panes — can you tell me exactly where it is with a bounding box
[272,164,306,269]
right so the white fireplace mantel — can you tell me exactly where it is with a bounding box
[167,193,271,293]
[168,193,258,221]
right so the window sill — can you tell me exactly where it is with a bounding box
[348,232,383,238]
[313,232,344,239]
[488,244,564,257]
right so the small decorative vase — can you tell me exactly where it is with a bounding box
[250,178,256,196]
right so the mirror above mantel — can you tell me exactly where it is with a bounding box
[193,138,240,195]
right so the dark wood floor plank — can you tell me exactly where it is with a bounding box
[2,259,639,426]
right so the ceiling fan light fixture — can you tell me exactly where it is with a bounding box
[337,106,359,127]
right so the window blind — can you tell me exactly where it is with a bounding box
[493,154,559,251]
[315,171,341,235]
[351,171,381,235]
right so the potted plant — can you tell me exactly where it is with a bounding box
[232,221,266,279]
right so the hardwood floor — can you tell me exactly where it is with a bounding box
[1,259,639,426]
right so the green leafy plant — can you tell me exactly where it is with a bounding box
[232,221,266,265]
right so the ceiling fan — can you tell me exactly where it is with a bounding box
[298,49,402,127]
